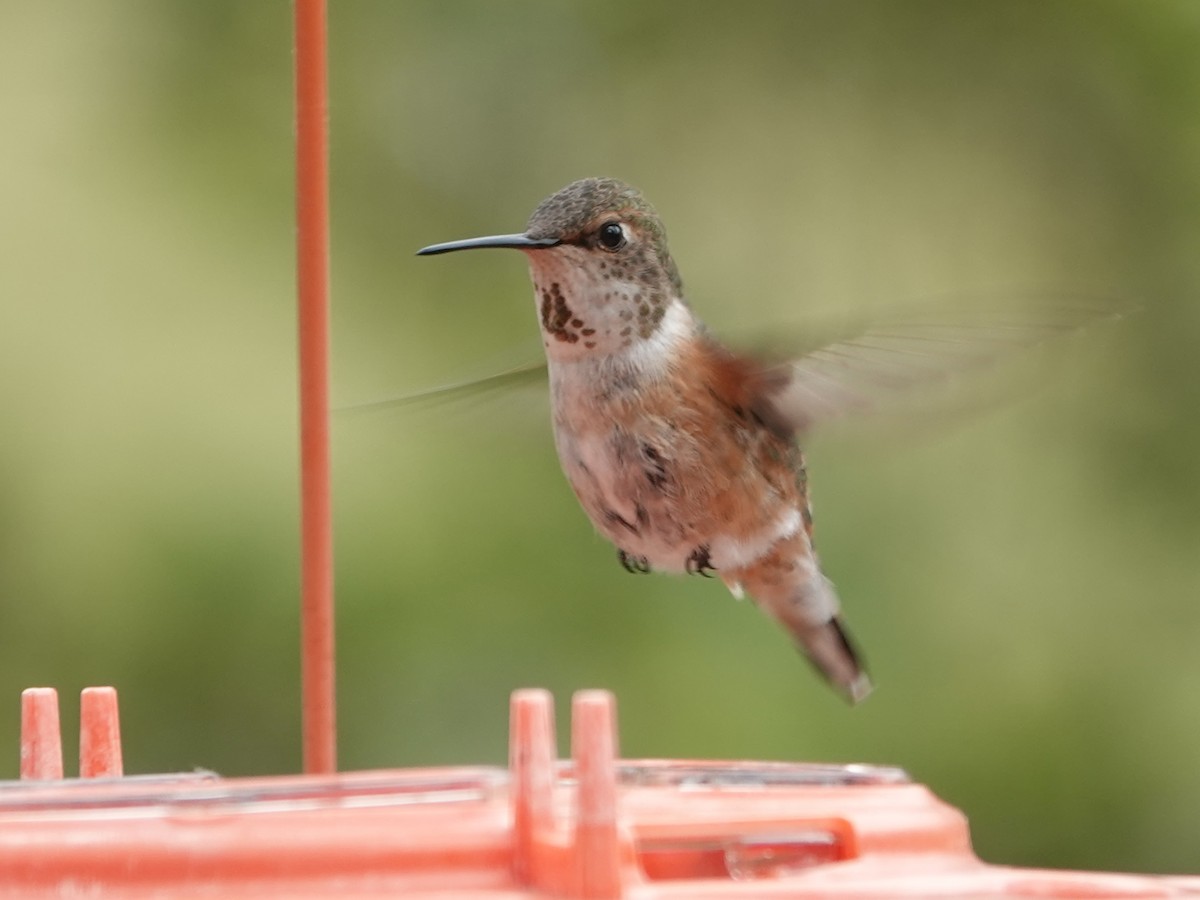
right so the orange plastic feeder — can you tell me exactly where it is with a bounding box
[3,685,1198,899]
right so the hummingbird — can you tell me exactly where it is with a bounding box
[419,177,875,702]
[416,178,1115,702]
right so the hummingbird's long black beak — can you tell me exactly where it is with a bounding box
[416,234,560,256]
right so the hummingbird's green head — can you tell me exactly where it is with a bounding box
[419,177,688,360]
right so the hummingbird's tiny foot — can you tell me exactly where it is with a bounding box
[618,549,651,574]
[685,544,715,578]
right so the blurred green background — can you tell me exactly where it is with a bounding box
[1,0,1198,876]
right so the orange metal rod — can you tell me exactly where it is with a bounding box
[294,0,336,774]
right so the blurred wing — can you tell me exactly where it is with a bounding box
[342,299,1128,431]
[338,359,548,415]
[764,302,1127,437]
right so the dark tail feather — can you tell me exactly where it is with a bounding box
[797,615,873,704]
[731,544,873,703]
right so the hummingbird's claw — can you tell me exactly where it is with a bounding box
[618,550,651,574]
[685,545,715,578]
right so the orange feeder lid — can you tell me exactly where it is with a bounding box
[4,685,1198,899]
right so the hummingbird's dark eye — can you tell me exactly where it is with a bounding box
[598,221,626,251]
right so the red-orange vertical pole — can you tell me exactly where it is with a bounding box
[294,0,336,774]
